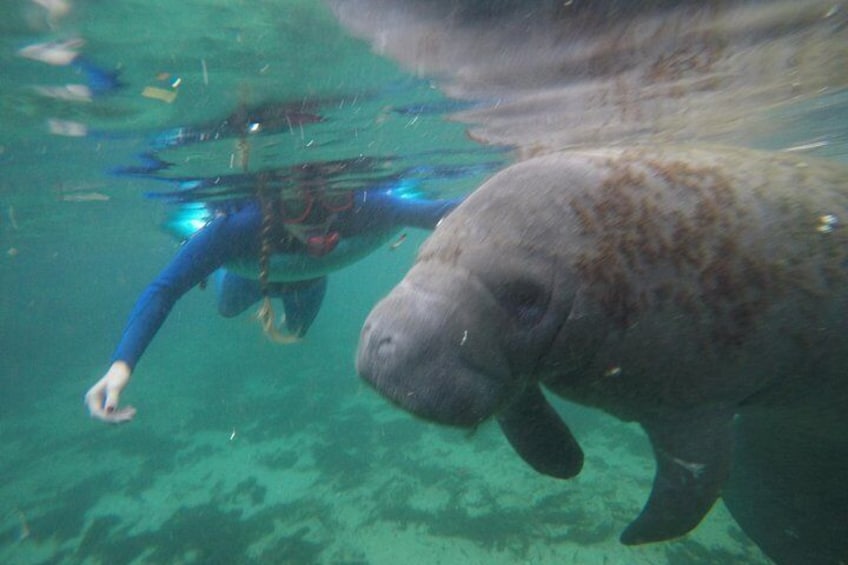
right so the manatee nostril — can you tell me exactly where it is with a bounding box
[375,335,394,357]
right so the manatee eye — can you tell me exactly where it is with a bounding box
[493,279,548,325]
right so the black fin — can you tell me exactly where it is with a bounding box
[497,384,583,479]
[620,412,733,545]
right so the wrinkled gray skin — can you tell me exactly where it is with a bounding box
[333,1,848,561]
[357,146,848,562]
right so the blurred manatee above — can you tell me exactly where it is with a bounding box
[328,2,848,565]
[329,0,847,157]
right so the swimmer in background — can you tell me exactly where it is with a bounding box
[84,172,461,424]
[17,38,123,101]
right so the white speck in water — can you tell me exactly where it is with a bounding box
[817,213,838,233]
[604,365,622,378]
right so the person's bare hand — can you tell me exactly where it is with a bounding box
[84,361,137,423]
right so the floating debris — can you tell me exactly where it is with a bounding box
[15,507,30,542]
[60,192,110,202]
[389,232,407,250]
[8,206,19,230]
[48,118,88,137]
[17,37,83,65]
[782,140,829,153]
[201,58,208,85]
[34,84,92,102]
[31,0,72,21]
[141,86,177,103]
[604,365,623,378]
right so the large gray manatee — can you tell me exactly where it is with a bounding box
[357,145,848,563]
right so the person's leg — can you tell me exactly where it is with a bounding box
[280,277,328,337]
[216,271,327,336]
[215,269,262,317]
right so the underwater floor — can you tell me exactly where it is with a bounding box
[0,243,770,563]
[0,383,770,564]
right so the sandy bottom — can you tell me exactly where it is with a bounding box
[0,361,769,565]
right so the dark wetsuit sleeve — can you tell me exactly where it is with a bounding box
[111,206,260,369]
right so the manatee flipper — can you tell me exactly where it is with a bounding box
[280,277,328,337]
[620,412,733,545]
[496,384,583,479]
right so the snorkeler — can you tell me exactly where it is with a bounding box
[84,176,461,424]
[18,38,123,101]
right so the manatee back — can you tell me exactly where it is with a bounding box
[426,146,848,417]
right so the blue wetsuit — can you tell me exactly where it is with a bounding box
[112,189,459,369]
[71,55,123,95]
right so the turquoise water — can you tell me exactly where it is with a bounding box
[3,1,844,563]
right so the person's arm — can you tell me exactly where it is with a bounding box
[85,205,261,423]
[354,190,464,231]
[391,195,463,229]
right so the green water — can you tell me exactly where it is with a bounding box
[0,2,781,563]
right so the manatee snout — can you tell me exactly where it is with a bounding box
[357,276,513,427]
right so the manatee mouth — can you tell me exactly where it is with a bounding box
[357,321,506,427]
[356,283,511,427]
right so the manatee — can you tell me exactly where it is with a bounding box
[356,145,848,562]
